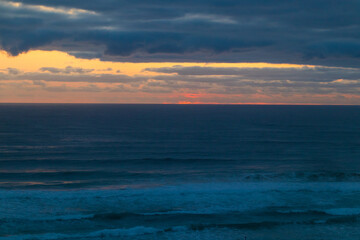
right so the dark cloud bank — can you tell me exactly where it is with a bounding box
[1,0,360,67]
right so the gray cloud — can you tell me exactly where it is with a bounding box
[1,65,360,96]
[146,66,360,83]
[6,68,21,75]
[0,72,147,83]
[40,66,94,74]
[0,0,360,67]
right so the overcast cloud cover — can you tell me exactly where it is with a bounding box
[1,0,360,66]
[1,0,360,103]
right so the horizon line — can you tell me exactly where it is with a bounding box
[0,102,360,106]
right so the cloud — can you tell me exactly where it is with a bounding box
[0,0,360,66]
[6,67,21,75]
[174,13,237,24]
[145,65,360,82]
[39,66,94,74]
[2,64,360,97]
[0,72,146,83]
[305,40,360,59]
[2,1,97,17]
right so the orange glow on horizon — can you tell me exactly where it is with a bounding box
[0,50,359,105]
[0,50,317,75]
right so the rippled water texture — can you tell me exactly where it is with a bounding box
[1,104,360,239]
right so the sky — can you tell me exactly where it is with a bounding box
[1,0,360,104]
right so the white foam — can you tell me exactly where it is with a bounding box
[324,208,360,216]
[0,226,162,240]
[2,182,360,220]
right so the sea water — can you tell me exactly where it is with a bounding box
[1,104,360,240]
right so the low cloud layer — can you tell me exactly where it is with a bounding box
[39,66,94,74]
[1,0,360,66]
[1,65,360,101]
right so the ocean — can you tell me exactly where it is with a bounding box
[1,104,360,240]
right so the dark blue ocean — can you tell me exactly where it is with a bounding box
[1,104,360,240]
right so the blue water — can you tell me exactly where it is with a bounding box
[1,104,360,239]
